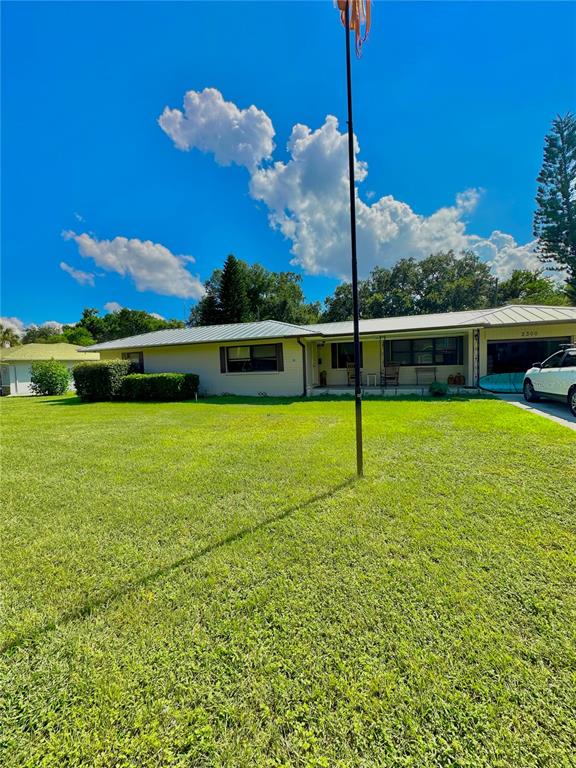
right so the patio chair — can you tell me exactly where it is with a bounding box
[381,365,399,388]
[346,362,357,386]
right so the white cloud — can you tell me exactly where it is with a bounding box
[150,312,165,320]
[468,232,542,278]
[63,232,205,299]
[41,321,66,331]
[161,90,541,281]
[60,260,96,286]
[103,301,123,313]
[1,316,25,337]
[159,87,275,171]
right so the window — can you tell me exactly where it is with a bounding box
[541,351,564,369]
[561,350,576,368]
[223,344,283,373]
[121,351,143,372]
[384,337,463,367]
[331,342,363,369]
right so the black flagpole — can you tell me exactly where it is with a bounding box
[344,1,364,477]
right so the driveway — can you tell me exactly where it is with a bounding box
[496,393,576,431]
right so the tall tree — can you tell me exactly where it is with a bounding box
[189,258,320,326]
[218,255,251,324]
[533,113,576,296]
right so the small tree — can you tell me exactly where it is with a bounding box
[30,360,70,396]
[533,113,576,297]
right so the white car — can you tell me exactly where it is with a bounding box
[523,345,576,417]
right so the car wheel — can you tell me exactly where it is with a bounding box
[523,379,539,403]
[569,386,576,417]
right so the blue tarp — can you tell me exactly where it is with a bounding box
[479,372,525,393]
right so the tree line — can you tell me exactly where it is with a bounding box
[2,309,184,348]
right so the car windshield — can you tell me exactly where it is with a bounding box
[541,351,565,369]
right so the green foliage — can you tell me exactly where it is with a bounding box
[322,251,497,321]
[22,324,63,344]
[428,380,449,397]
[77,308,185,344]
[19,309,184,347]
[1,396,575,766]
[72,360,133,401]
[497,269,570,306]
[218,254,251,324]
[533,113,576,295]
[63,325,95,346]
[0,323,21,347]
[189,257,321,326]
[29,359,70,395]
[121,373,199,401]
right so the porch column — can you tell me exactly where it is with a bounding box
[466,329,474,386]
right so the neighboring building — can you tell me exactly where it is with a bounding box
[84,305,576,397]
[0,343,100,395]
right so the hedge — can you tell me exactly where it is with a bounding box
[73,360,133,401]
[120,373,199,401]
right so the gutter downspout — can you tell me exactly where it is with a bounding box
[297,338,307,397]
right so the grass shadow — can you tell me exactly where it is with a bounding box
[196,393,494,406]
[2,478,356,656]
[42,394,493,408]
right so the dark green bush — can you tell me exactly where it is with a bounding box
[121,373,199,401]
[73,360,133,401]
[429,380,449,397]
[30,360,70,396]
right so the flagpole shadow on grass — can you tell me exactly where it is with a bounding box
[1,478,355,656]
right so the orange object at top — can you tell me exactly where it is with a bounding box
[337,0,372,56]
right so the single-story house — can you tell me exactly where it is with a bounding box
[83,305,576,397]
[0,343,100,395]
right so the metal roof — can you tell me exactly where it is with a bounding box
[478,304,576,326]
[84,319,316,352]
[305,305,576,337]
[82,305,576,352]
[0,343,100,362]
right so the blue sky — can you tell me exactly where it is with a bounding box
[2,1,575,329]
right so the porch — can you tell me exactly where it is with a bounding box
[307,332,475,392]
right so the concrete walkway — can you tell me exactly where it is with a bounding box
[496,393,576,431]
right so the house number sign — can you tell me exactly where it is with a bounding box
[520,330,538,337]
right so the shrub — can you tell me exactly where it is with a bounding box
[73,360,133,401]
[30,360,70,396]
[429,380,449,398]
[121,373,199,401]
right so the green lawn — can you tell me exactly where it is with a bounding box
[1,394,575,767]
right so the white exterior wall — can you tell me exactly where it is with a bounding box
[2,361,80,396]
[100,338,306,397]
